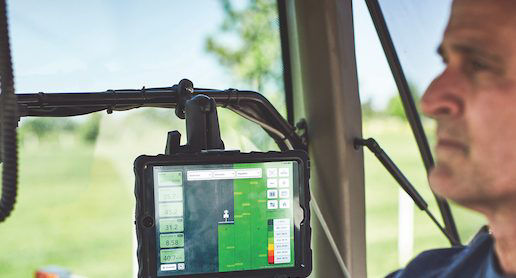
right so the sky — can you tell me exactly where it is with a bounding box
[7,0,452,110]
[353,0,452,107]
[7,0,231,93]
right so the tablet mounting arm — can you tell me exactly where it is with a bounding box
[165,79,225,154]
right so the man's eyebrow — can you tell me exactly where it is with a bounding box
[438,43,503,64]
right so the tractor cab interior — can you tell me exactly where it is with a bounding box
[0,1,486,277]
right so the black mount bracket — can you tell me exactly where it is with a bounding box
[165,79,225,154]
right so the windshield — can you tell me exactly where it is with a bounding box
[378,0,486,243]
[355,0,487,276]
[2,1,286,277]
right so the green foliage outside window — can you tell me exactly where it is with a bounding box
[205,0,285,151]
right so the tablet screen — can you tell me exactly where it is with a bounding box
[152,161,298,276]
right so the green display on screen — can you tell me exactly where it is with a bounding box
[159,218,184,233]
[154,161,297,276]
[159,187,183,202]
[160,248,185,263]
[158,172,182,186]
[218,162,295,272]
[160,233,185,248]
[159,203,183,217]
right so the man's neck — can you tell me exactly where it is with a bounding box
[486,205,516,275]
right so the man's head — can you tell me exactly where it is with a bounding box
[421,0,516,212]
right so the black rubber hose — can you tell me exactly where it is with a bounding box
[0,0,18,223]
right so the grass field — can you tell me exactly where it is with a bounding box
[0,115,486,277]
[0,142,133,277]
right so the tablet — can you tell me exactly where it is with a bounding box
[134,151,311,278]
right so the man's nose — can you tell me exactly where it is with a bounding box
[421,68,465,119]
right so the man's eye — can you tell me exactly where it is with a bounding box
[470,59,490,72]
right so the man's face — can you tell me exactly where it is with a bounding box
[421,0,516,211]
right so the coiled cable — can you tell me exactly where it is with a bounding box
[0,0,18,223]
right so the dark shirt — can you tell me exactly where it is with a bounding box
[387,230,510,278]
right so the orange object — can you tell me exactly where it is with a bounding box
[35,272,59,278]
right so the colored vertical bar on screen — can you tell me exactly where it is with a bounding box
[267,219,274,264]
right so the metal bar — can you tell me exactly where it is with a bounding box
[277,0,295,126]
[355,138,461,246]
[15,87,305,151]
[365,0,461,245]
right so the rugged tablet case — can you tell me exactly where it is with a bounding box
[134,150,312,278]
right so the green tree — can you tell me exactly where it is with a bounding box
[78,114,101,144]
[205,0,282,95]
[19,117,78,140]
[205,0,284,151]
[361,98,379,120]
[384,84,421,120]
[18,114,102,145]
